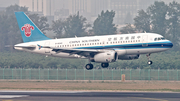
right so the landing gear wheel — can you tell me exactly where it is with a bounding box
[148,61,153,65]
[85,64,93,70]
[146,54,153,65]
[101,63,109,68]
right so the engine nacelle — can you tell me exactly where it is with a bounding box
[91,51,118,63]
[118,54,140,60]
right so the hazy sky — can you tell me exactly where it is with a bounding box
[0,0,19,7]
[0,0,179,8]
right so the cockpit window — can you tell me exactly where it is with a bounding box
[154,37,166,41]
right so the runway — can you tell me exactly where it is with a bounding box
[0,91,180,101]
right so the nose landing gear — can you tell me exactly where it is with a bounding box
[146,54,153,65]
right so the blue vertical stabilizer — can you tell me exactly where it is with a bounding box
[15,12,50,42]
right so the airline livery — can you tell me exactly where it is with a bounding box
[14,12,173,70]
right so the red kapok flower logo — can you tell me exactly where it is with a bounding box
[21,24,34,37]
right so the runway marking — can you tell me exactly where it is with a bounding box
[0,91,84,93]
[131,97,168,101]
[2,100,13,101]
[0,95,28,99]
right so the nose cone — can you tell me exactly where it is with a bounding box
[169,41,173,48]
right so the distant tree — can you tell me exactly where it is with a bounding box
[0,5,50,52]
[134,10,151,32]
[52,19,65,38]
[147,1,168,36]
[0,5,29,52]
[166,1,180,49]
[5,4,29,16]
[64,12,90,37]
[120,24,136,34]
[93,10,117,35]
[133,1,180,51]
[52,12,90,38]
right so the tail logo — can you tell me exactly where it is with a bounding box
[21,24,34,37]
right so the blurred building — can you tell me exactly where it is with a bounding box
[0,0,19,7]
[19,0,163,25]
[108,0,156,24]
[91,0,108,17]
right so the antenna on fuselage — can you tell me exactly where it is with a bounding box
[75,35,77,38]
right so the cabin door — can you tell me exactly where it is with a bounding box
[44,42,50,53]
[142,35,148,47]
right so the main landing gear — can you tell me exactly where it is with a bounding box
[85,63,93,70]
[85,62,110,70]
[146,54,153,65]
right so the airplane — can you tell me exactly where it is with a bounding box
[14,12,173,70]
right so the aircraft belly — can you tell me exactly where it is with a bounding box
[126,48,158,55]
[116,49,127,56]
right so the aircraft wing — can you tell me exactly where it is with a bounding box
[43,46,106,57]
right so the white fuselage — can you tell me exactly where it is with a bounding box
[14,33,173,59]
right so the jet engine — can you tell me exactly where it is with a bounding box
[91,51,118,63]
[118,54,140,60]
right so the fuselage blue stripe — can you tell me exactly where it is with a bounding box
[74,41,173,50]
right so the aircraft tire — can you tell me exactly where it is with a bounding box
[85,64,93,70]
[148,61,153,65]
[101,63,109,68]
